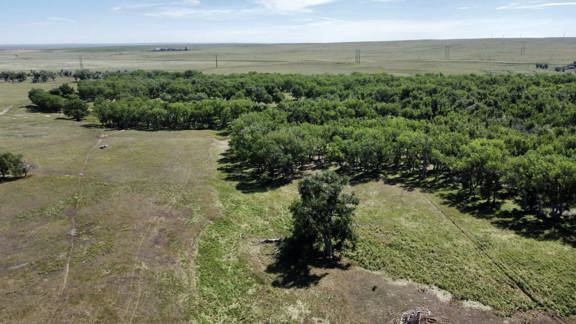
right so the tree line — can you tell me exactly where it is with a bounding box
[1,69,125,83]
[34,70,576,232]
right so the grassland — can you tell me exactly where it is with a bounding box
[193,165,575,322]
[1,76,576,322]
[0,80,225,322]
[1,38,576,75]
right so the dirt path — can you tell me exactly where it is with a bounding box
[0,105,13,116]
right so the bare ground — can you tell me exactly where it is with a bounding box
[246,241,561,324]
[0,105,13,115]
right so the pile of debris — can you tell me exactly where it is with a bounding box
[400,308,439,324]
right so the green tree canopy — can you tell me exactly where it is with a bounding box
[0,152,27,179]
[63,98,89,121]
[290,171,359,259]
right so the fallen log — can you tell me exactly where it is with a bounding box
[260,238,282,244]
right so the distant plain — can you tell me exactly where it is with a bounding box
[1,38,576,74]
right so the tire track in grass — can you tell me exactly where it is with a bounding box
[49,130,122,324]
[124,136,225,322]
[0,105,13,116]
[419,191,566,322]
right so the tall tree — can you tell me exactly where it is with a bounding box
[290,171,359,259]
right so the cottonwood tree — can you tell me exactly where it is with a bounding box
[289,171,359,259]
[0,152,26,179]
[63,98,89,121]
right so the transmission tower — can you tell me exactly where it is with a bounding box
[79,56,84,69]
[215,54,219,68]
[444,45,451,60]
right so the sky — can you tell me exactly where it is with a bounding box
[0,0,575,44]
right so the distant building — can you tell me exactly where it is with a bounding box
[152,46,190,52]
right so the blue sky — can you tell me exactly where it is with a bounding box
[1,0,575,44]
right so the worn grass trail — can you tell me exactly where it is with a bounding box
[0,80,226,322]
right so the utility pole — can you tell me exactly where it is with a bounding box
[355,49,361,64]
[520,41,527,57]
[215,54,218,68]
[444,45,451,60]
[79,56,84,69]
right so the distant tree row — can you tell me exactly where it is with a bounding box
[0,69,121,83]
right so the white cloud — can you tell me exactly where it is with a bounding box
[255,0,336,12]
[47,17,77,23]
[112,0,199,12]
[497,1,576,10]
[117,0,335,18]
[145,7,258,18]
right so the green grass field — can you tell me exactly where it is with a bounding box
[0,80,226,322]
[1,76,575,322]
[1,38,576,74]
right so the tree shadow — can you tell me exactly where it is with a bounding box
[0,176,26,185]
[218,153,576,247]
[217,151,295,193]
[24,105,59,114]
[385,171,459,193]
[439,190,503,219]
[265,238,351,289]
[339,169,383,186]
[439,190,576,247]
[491,210,576,247]
[81,123,105,129]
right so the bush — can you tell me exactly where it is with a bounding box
[0,152,28,179]
[28,89,65,113]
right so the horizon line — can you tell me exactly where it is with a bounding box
[1,36,575,50]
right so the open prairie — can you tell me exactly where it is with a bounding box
[1,38,576,75]
[0,80,225,322]
[1,76,575,322]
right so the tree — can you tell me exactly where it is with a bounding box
[506,153,576,225]
[28,89,65,113]
[289,171,359,259]
[0,152,26,179]
[455,139,509,205]
[63,98,89,121]
[50,83,76,98]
